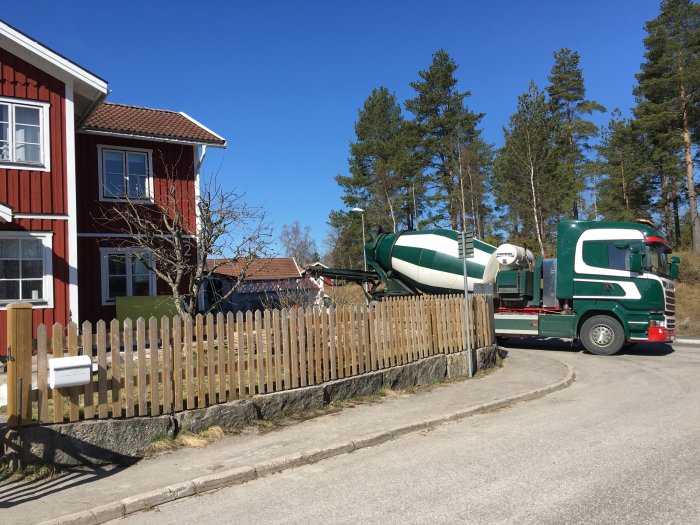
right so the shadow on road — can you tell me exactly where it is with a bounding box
[499,337,674,357]
[620,342,674,357]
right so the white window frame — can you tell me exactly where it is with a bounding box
[0,231,54,309]
[97,145,154,203]
[100,247,157,306]
[0,96,51,171]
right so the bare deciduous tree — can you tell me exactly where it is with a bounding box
[280,221,318,266]
[98,158,273,318]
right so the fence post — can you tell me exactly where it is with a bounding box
[7,303,33,428]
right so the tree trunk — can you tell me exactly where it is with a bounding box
[527,143,545,255]
[620,160,630,210]
[681,86,700,252]
[661,168,674,244]
[673,194,681,245]
[385,190,397,233]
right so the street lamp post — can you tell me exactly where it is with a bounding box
[351,207,368,303]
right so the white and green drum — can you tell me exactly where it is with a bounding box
[366,228,496,294]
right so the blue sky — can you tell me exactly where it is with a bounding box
[5,1,662,254]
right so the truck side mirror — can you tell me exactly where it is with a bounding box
[670,256,680,280]
[629,246,642,273]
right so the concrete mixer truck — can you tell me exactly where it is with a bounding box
[309,219,679,356]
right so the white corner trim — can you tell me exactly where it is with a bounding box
[178,111,227,147]
[65,83,79,323]
[193,145,202,236]
[0,21,108,94]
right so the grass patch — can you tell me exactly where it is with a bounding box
[0,461,62,483]
[675,282,700,336]
[675,250,700,336]
[148,425,226,453]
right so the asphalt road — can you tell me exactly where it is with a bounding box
[114,342,700,525]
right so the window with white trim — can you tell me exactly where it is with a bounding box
[100,249,156,305]
[0,233,53,305]
[98,146,153,202]
[0,97,51,170]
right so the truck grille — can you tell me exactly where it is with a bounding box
[665,281,676,330]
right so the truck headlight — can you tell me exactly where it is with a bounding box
[649,319,666,328]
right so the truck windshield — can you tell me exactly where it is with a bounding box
[646,246,670,277]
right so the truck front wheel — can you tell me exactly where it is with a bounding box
[579,316,625,356]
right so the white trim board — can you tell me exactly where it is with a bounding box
[178,112,227,146]
[0,202,13,222]
[81,129,224,147]
[78,233,196,239]
[14,213,68,220]
[65,83,79,323]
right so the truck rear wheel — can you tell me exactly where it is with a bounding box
[580,315,624,356]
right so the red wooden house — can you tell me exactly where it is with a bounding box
[0,21,226,355]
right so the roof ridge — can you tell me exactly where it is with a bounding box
[101,101,180,114]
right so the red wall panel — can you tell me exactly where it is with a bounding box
[0,48,67,214]
[0,49,69,356]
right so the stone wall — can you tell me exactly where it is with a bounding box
[1,345,498,467]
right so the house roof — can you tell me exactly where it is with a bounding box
[82,102,227,147]
[208,257,302,281]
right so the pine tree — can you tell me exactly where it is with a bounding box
[493,82,561,255]
[405,49,485,230]
[596,110,653,222]
[328,87,424,268]
[546,48,606,220]
[635,0,700,251]
[335,87,422,232]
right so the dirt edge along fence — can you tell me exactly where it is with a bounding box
[6,294,495,426]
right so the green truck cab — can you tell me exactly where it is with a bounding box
[493,220,678,355]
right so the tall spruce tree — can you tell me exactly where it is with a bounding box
[546,48,606,220]
[328,87,423,268]
[493,82,561,255]
[335,87,420,232]
[405,50,486,230]
[596,110,653,221]
[635,0,700,251]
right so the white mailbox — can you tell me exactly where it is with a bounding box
[49,355,93,389]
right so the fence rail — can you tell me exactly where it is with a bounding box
[14,294,494,426]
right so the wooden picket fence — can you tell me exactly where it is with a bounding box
[21,294,494,426]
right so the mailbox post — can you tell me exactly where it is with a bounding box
[7,303,33,428]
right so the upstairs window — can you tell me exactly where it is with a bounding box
[98,146,153,202]
[0,97,51,171]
